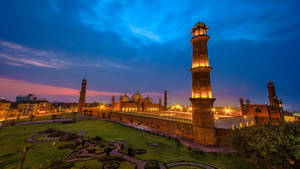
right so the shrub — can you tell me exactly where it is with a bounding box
[127,148,134,157]
[144,160,160,169]
[58,143,79,150]
[48,130,65,137]
[51,114,58,122]
[9,120,15,126]
[44,128,57,133]
[230,122,300,169]
[134,148,147,155]
[61,120,76,124]
[64,133,78,140]
[103,161,120,169]
[98,156,122,162]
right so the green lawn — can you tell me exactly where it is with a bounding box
[0,120,258,169]
[9,113,75,123]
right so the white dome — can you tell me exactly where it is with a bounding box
[132,91,143,102]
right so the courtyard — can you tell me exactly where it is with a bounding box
[0,120,259,169]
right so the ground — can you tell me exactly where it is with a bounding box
[0,120,259,169]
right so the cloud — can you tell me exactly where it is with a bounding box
[0,76,123,98]
[0,40,145,72]
[0,77,166,103]
[78,0,300,44]
[0,41,73,69]
[142,92,163,97]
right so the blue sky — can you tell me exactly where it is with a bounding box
[0,0,299,110]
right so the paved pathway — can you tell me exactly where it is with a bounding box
[111,120,233,153]
[167,161,217,169]
[110,143,148,169]
[14,118,88,126]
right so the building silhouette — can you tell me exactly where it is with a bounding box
[78,78,87,112]
[240,81,284,125]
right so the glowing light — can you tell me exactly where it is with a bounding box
[212,107,216,112]
[224,107,232,114]
[192,63,209,68]
[208,92,212,98]
[201,92,207,98]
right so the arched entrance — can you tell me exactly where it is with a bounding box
[141,102,145,112]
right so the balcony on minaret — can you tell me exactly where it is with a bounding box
[191,21,208,37]
[192,91,212,99]
[192,62,209,68]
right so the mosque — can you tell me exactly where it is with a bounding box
[79,21,285,146]
[111,91,164,112]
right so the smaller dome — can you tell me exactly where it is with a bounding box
[145,96,152,103]
[120,94,130,102]
[132,91,143,102]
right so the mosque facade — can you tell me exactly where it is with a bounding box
[111,91,164,112]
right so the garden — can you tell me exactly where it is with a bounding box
[0,120,259,169]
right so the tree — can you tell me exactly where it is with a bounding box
[105,146,112,156]
[19,144,31,169]
[29,114,35,121]
[88,112,92,120]
[230,122,300,169]
[72,112,77,122]
[51,114,58,123]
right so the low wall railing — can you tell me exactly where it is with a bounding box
[112,111,193,124]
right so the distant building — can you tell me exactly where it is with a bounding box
[164,90,168,111]
[112,91,162,112]
[16,94,37,102]
[0,99,11,120]
[17,99,51,116]
[52,102,78,113]
[240,81,284,125]
[78,78,87,112]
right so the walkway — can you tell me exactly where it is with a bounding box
[110,143,148,169]
[14,118,88,126]
[167,161,217,169]
[110,120,233,153]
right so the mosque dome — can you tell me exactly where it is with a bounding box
[120,94,130,102]
[145,96,152,103]
[132,91,143,102]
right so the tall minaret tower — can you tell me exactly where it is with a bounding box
[164,90,168,111]
[189,21,216,146]
[78,78,87,112]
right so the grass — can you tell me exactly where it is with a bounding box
[0,120,258,169]
[170,166,204,169]
[6,112,75,123]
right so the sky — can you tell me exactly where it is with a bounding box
[0,0,299,110]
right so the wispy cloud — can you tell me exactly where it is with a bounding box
[79,0,300,44]
[0,40,146,72]
[0,41,73,69]
[0,76,123,97]
[0,77,164,102]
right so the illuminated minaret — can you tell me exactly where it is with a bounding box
[78,78,87,112]
[189,21,216,146]
[164,90,168,111]
[267,81,277,107]
[159,98,162,111]
[111,96,115,110]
